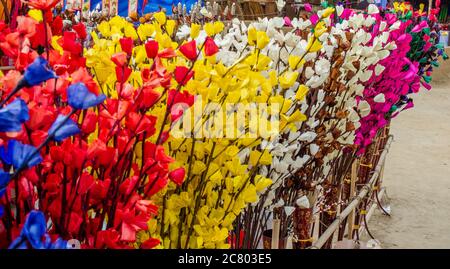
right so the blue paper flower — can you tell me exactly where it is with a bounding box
[0,98,29,132]
[11,210,47,249]
[67,82,106,110]
[23,57,57,87]
[49,238,68,249]
[0,170,6,215]
[0,140,42,170]
[48,114,81,142]
[8,210,66,249]
[0,169,10,197]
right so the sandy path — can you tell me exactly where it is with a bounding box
[368,78,450,248]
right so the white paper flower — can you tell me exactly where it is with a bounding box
[276,0,285,12]
[296,196,310,208]
[367,4,379,15]
[299,132,317,142]
[336,5,344,16]
[358,100,371,117]
[375,64,385,76]
[284,206,295,217]
[374,93,386,103]
[176,24,191,39]
[310,144,319,156]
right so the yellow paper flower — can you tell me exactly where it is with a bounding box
[213,21,225,34]
[191,23,201,39]
[322,7,335,18]
[279,71,299,89]
[28,9,43,22]
[247,26,257,46]
[288,55,305,70]
[137,23,155,41]
[314,21,327,38]
[51,36,63,55]
[154,11,167,25]
[295,85,309,101]
[166,20,176,36]
[204,23,215,36]
[256,31,270,50]
[306,37,323,53]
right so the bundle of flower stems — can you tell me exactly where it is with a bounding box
[0,0,446,249]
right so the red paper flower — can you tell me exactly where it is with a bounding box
[168,167,186,186]
[168,89,195,122]
[119,37,133,56]
[77,173,95,195]
[157,48,177,58]
[89,178,111,202]
[167,89,195,107]
[59,31,82,55]
[145,176,168,196]
[126,112,156,135]
[174,66,194,86]
[137,86,161,110]
[144,40,159,58]
[73,23,87,40]
[114,208,150,242]
[141,238,160,249]
[71,68,100,95]
[115,66,132,83]
[87,140,116,167]
[23,0,61,11]
[51,16,63,36]
[204,37,219,56]
[95,229,121,249]
[0,32,20,58]
[29,22,52,49]
[179,40,197,61]
[30,130,47,146]
[111,52,128,66]
[81,110,98,134]
[67,212,83,234]
[27,105,56,131]
[135,200,158,215]
[16,16,37,38]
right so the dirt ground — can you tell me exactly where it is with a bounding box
[367,68,450,248]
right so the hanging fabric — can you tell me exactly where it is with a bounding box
[71,0,201,16]
[90,0,102,10]
[141,0,199,14]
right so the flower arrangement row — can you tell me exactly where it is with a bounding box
[0,0,446,249]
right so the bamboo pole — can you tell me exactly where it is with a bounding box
[310,135,393,249]
[346,161,358,239]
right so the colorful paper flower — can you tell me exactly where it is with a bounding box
[204,37,219,56]
[9,210,66,249]
[0,169,10,197]
[67,83,106,110]
[48,114,81,142]
[145,40,159,59]
[22,0,61,11]
[23,57,57,87]
[179,40,197,61]
[0,140,42,169]
[0,98,29,132]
